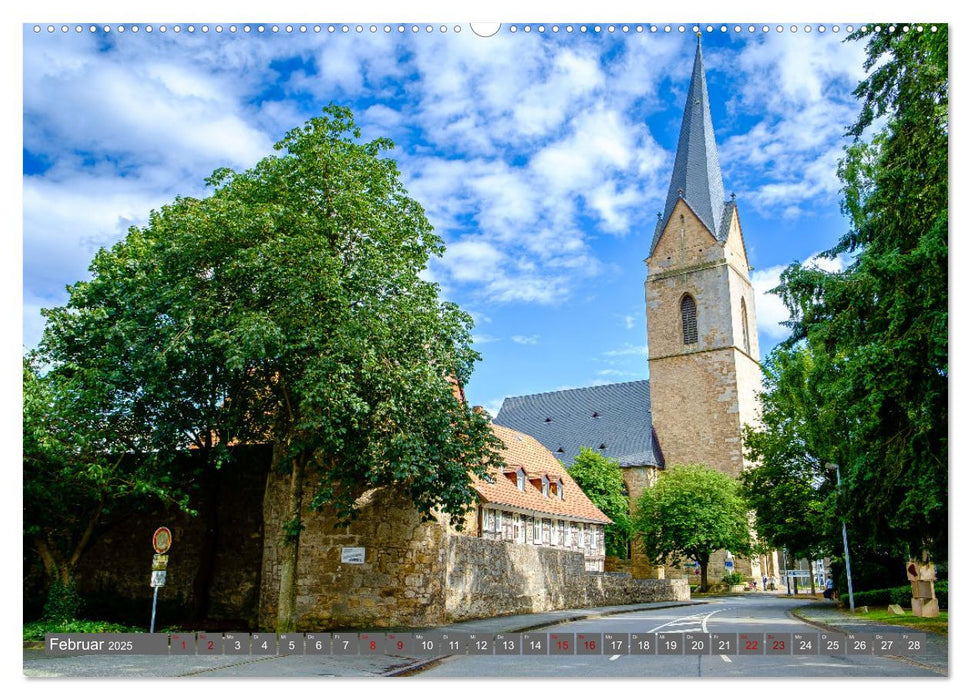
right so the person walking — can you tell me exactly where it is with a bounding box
[762,574,768,591]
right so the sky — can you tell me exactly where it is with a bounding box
[22,20,878,417]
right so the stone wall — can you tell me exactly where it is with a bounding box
[258,471,451,631]
[71,445,270,627]
[445,536,688,622]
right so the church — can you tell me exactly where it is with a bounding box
[494,37,779,586]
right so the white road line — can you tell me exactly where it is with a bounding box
[609,654,621,661]
[698,608,733,665]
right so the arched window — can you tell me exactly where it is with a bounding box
[740,299,751,354]
[680,294,698,345]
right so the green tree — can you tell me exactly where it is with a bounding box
[740,344,841,577]
[23,357,187,609]
[568,447,630,558]
[632,463,750,592]
[775,26,947,561]
[36,105,504,632]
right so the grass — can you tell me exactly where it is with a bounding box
[846,607,948,636]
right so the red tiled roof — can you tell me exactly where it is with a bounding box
[472,424,612,524]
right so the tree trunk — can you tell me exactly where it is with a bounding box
[276,449,305,633]
[698,553,710,592]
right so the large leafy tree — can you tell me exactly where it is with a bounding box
[23,356,189,602]
[740,344,839,584]
[568,447,631,558]
[36,105,504,631]
[774,26,947,561]
[632,464,751,591]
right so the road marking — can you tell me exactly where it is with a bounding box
[609,654,621,661]
[720,655,732,663]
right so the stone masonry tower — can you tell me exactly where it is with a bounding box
[646,38,762,483]
[644,37,769,582]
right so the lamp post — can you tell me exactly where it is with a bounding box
[826,463,855,613]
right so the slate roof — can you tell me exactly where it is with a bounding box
[493,380,664,470]
[472,424,612,524]
[649,38,731,257]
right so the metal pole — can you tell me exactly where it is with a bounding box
[150,586,159,633]
[831,463,855,613]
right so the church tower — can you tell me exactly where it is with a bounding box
[645,37,762,480]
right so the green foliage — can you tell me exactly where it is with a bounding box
[23,356,186,589]
[740,345,833,563]
[37,104,504,530]
[722,572,743,586]
[632,463,750,590]
[568,447,631,558]
[838,582,946,610]
[768,26,947,561]
[24,619,145,642]
[42,579,84,623]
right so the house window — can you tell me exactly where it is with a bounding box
[681,294,698,345]
[558,479,565,500]
[533,518,542,544]
[741,298,751,354]
[570,524,578,548]
[484,509,494,532]
[542,519,551,545]
[542,475,550,497]
[517,470,526,491]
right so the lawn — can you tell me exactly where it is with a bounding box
[841,607,948,636]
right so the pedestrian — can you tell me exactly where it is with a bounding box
[762,574,768,591]
[824,577,834,601]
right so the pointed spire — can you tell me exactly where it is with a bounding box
[652,37,728,253]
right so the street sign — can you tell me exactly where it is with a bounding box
[151,570,167,588]
[152,554,168,571]
[152,527,172,554]
[725,560,734,568]
[785,570,811,577]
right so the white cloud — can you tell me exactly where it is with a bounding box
[752,252,852,341]
[603,343,648,358]
[511,335,540,345]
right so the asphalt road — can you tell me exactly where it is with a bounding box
[417,595,939,678]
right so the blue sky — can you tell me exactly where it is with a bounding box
[22,21,873,416]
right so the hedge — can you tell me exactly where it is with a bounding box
[839,581,947,610]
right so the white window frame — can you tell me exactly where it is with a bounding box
[542,475,550,497]
[558,479,565,500]
[516,469,526,491]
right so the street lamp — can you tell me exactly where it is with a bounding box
[826,462,855,613]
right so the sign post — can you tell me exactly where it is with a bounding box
[149,527,172,634]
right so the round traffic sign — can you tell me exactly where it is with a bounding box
[152,526,173,554]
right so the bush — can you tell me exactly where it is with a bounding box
[23,619,144,641]
[722,572,743,586]
[840,581,948,610]
[42,579,83,623]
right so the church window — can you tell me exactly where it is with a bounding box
[741,299,751,354]
[681,294,698,345]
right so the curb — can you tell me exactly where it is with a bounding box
[789,605,947,677]
[383,600,704,677]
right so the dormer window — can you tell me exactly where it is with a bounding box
[516,469,525,491]
[542,475,550,497]
[558,479,565,500]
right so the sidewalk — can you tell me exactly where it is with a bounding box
[23,600,703,678]
[792,602,948,675]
